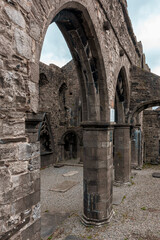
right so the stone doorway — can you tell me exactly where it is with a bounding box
[64,132,77,160]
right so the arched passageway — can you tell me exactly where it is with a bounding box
[129,100,160,169]
[38,2,112,228]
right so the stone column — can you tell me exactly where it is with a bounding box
[114,124,131,184]
[131,126,142,169]
[137,129,142,168]
[131,127,139,168]
[81,122,114,226]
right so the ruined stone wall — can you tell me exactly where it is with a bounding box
[62,61,82,127]
[143,109,160,163]
[0,0,149,238]
[39,61,81,163]
[130,66,160,120]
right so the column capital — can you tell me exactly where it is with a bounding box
[81,121,115,130]
[114,123,131,129]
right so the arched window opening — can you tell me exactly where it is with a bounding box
[114,67,128,124]
[59,83,67,111]
[39,73,49,87]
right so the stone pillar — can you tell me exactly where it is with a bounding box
[114,124,131,184]
[81,122,114,226]
[131,127,139,168]
[137,129,142,168]
[131,126,142,169]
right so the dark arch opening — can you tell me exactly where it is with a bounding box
[59,82,67,111]
[39,73,49,87]
[114,67,129,123]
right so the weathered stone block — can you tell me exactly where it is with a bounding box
[14,28,32,59]
[0,146,17,160]
[4,5,25,28]
[18,143,32,161]
[29,21,40,40]
[9,161,28,175]
[28,81,39,113]
[0,167,11,193]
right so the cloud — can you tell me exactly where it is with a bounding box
[40,52,70,67]
[152,65,160,76]
[40,23,72,67]
[135,15,160,51]
[127,0,160,75]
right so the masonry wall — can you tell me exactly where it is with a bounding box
[39,61,81,164]
[143,110,160,163]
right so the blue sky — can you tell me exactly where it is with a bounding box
[41,1,160,75]
[127,0,160,75]
[40,24,72,67]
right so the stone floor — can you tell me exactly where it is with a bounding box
[41,164,160,240]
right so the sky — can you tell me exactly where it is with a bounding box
[40,0,160,75]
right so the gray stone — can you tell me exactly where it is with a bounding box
[14,29,32,59]
[4,6,25,28]
[49,180,79,193]
[18,143,32,161]
[152,172,160,178]
[32,203,41,221]
[41,213,68,239]
[30,21,41,40]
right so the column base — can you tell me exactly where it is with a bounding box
[80,210,113,227]
[113,181,130,186]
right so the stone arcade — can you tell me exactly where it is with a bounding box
[0,0,160,239]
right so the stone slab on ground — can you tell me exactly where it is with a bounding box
[152,172,160,178]
[113,191,124,205]
[41,213,68,239]
[49,180,79,192]
[63,171,78,177]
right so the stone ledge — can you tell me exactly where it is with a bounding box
[0,137,27,144]
[81,121,115,130]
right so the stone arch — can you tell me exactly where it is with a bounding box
[114,66,130,123]
[37,1,109,122]
[130,100,160,124]
[60,129,83,146]
[113,66,131,184]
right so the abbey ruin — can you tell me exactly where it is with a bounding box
[0,0,160,239]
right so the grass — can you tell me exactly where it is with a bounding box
[122,195,126,202]
[141,207,147,211]
[87,236,92,239]
[47,236,52,240]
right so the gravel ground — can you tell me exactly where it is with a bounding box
[41,164,160,240]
